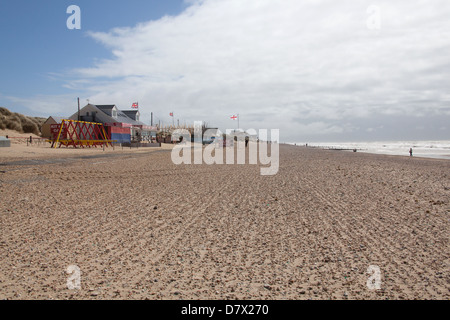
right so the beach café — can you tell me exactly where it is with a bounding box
[65,104,158,144]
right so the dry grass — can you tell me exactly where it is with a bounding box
[0,107,46,136]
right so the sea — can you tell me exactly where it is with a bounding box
[290,140,450,160]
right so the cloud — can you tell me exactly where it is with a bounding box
[7,0,450,140]
[2,94,79,118]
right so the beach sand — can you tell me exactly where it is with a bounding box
[0,142,448,300]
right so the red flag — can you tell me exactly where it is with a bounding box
[170,112,173,117]
[132,102,138,109]
[230,115,237,120]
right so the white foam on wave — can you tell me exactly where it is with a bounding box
[291,140,450,160]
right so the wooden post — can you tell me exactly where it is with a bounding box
[77,97,80,121]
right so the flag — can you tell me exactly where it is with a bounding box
[170,112,174,117]
[230,115,238,120]
[131,102,139,109]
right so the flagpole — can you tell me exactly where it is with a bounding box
[238,114,240,130]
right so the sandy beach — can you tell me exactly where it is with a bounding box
[0,142,448,300]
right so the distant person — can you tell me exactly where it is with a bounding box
[409,148,413,157]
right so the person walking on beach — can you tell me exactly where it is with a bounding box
[409,148,413,157]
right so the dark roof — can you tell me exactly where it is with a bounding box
[94,104,147,126]
[115,110,146,126]
[123,110,139,116]
[122,110,139,120]
[96,105,115,111]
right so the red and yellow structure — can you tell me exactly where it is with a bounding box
[49,119,116,148]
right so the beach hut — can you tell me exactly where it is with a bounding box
[68,104,158,144]
[41,116,64,138]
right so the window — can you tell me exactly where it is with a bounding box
[136,114,139,121]
[112,110,117,118]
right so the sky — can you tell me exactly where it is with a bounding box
[0,0,449,142]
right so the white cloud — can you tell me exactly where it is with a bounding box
[296,122,345,135]
[3,94,79,118]
[7,0,450,140]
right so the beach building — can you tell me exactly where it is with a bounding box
[202,127,220,144]
[41,116,64,138]
[122,110,156,142]
[68,104,158,143]
[229,129,258,142]
[122,110,140,121]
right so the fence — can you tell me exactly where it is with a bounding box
[50,119,115,148]
[4,136,48,146]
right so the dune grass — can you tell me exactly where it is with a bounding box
[0,107,46,136]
